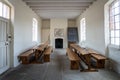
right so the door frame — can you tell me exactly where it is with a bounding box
[0,17,10,74]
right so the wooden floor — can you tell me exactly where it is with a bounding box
[0,49,120,80]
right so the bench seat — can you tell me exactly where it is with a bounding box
[91,53,106,68]
[66,48,80,70]
[18,50,35,64]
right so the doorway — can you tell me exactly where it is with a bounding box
[55,38,63,48]
[0,17,10,74]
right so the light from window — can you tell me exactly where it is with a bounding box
[0,2,10,19]
[109,0,120,46]
[80,18,86,42]
[32,18,38,42]
[0,2,2,17]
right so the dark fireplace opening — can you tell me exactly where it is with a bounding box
[55,38,63,48]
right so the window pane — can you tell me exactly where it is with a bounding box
[6,5,10,19]
[0,2,10,19]
[110,9,114,17]
[114,1,119,8]
[110,2,115,9]
[115,15,120,22]
[114,7,120,15]
[0,2,2,17]
[115,22,120,29]
[115,38,120,45]
[80,18,86,42]
[110,30,114,37]
[32,18,38,42]
[3,4,7,18]
[110,23,114,30]
[110,16,114,23]
[115,30,120,37]
[111,38,114,44]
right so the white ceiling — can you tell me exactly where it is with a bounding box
[22,0,96,19]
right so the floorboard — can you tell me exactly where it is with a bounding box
[0,49,120,80]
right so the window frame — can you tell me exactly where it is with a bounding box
[109,0,120,48]
[32,18,38,42]
[0,1,10,19]
[80,18,86,42]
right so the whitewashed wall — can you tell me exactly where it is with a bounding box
[41,29,50,43]
[68,19,76,27]
[77,0,120,74]
[41,19,50,43]
[77,0,108,54]
[50,19,68,48]
[7,0,42,67]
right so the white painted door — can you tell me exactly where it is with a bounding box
[0,17,10,74]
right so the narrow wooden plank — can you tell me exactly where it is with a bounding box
[91,53,106,60]
[18,50,33,57]
[44,46,52,55]
[66,48,80,61]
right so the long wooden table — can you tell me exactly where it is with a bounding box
[33,41,49,61]
[43,46,53,62]
[70,44,98,72]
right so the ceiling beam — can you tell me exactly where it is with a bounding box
[31,6,87,10]
[34,10,84,13]
[27,2,91,7]
[23,0,95,3]
[22,0,96,19]
[33,9,85,11]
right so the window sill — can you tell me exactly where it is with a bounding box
[108,44,120,50]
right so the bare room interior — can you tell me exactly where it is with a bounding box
[0,0,120,80]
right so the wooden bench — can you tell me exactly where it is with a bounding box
[18,49,35,64]
[70,44,107,71]
[66,48,80,70]
[91,53,107,68]
[86,48,107,68]
[43,46,53,62]
[70,44,98,72]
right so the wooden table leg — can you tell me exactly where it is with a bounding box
[81,54,98,72]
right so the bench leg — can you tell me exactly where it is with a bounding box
[97,60,105,68]
[70,61,79,70]
[21,57,29,64]
[44,55,50,62]
[66,52,68,56]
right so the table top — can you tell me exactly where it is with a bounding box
[70,44,89,55]
[67,48,80,61]
[44,46,52,55]
[33,44,48,51]
[19,50,33,57]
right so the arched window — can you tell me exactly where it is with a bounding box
[109,0,120,46]
[80,18,86,42]
[32,18,38,42]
